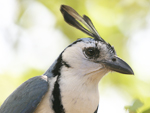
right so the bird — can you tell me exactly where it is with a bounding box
[0,5,134,113]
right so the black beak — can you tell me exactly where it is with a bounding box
[102,56,134,75]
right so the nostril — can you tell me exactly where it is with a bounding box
[112,58,116,62]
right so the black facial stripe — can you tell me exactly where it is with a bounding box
[52,53,63,77]
[52,52,71,77]
[52,76,65,113]
[62,61,71,68]
[51,53,65,113]
[51,49,72,113]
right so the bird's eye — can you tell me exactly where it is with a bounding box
[84,47,99,59]
[85,48,95,56]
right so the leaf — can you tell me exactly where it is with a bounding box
[125,99,144,112]
[142,108,150,113]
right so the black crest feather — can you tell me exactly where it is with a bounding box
[60,5,106,42]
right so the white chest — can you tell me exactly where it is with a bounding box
[61,88,99,113]
[59,72,99,113]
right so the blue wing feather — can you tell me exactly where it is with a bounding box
[0,75,49,113]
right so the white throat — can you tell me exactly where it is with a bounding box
[59,66,108,113]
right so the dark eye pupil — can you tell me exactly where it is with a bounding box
[87,49,95,56]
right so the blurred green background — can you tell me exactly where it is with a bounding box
[0,0,150,113]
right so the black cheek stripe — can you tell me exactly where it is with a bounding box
[52,76,65,113]
[51,54,65,113]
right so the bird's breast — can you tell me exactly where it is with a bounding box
[59,72,99,113]
[61,90,99,113]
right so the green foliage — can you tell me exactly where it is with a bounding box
[125,99,143,113]
[143,108,150,113]
[125,99,150,113]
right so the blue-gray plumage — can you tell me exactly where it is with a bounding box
[0,5,134,113]
[0,76,49,113]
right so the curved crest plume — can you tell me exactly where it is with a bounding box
[60,5,105,42]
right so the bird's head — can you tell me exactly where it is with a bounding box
[58,5,134,84]
[60,5,133,75]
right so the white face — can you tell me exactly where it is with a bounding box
[62,38,115,82]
